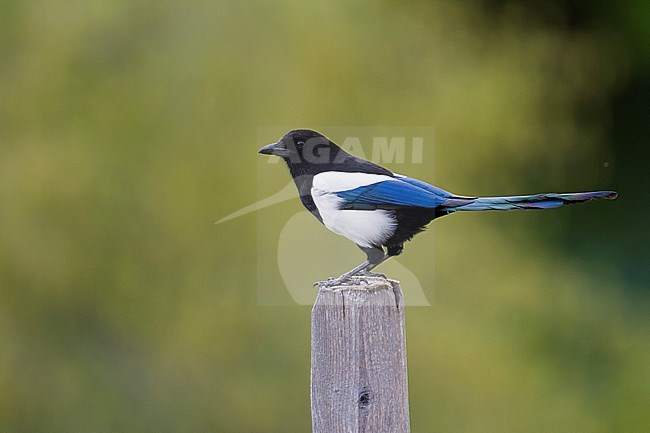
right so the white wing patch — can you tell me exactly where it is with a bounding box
[312,172,394,193]
[311,172,396,248]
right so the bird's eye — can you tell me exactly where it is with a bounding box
[295,140,305,149]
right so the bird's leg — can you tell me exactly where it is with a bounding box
[361,243,402,278]
[356,256,388,277]
[326,260,373,285]
[325,246,388,286]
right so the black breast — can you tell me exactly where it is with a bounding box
[300,194,322,222]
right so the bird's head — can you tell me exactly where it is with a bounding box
[258,129,342,166]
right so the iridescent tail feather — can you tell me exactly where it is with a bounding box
[441,191,618,212]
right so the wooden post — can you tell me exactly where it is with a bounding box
[310,276,410,433]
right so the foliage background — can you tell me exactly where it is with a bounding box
[1,1,648,432]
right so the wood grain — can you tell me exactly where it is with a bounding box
[311,276,410,433]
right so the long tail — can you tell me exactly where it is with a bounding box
[440,190,617,212]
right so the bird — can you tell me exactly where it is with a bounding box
[258,129,617,285]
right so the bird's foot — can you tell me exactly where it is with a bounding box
[315,260,381,288]
[358,270,387,279]
[315,273,360,288]
[316,273,386,289]
[321,275,350,287]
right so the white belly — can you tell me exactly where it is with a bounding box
[311,187,396,248]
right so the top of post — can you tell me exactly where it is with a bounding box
[315,275,398,292]
[313,275,404,309]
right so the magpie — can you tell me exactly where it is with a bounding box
[259,129,617,285]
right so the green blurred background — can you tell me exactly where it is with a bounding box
[1,1,649,432]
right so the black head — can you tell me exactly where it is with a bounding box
[258,129,344,165]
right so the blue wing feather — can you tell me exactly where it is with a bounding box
[395,175,454,198]
[335,177,450,209]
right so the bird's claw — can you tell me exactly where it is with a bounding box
[315,275,351,288]
[358,270,387,279]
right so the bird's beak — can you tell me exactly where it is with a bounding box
[258,142,290,157]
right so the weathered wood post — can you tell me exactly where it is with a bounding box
[310,276,410,433]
